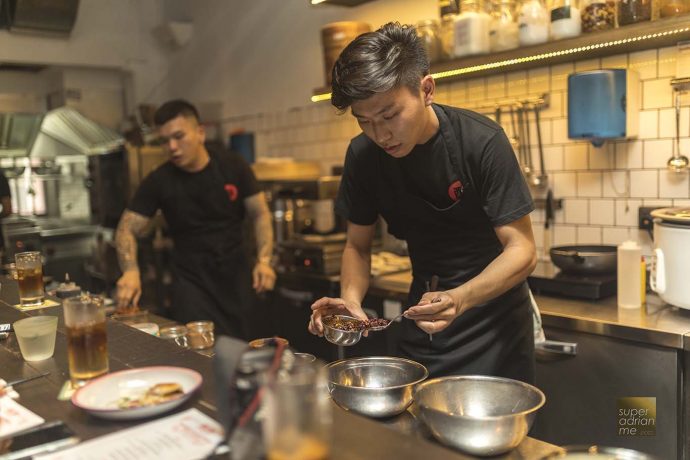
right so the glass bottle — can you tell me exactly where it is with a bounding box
[550,0,582,39]
[490,0,520,51]
[440,15,456,59]
[581,0,615,32]
[453,0,491,57]
[659,0,689,16]
[617,0,651,24]
[416,19,443,63]
[518,0,550,46]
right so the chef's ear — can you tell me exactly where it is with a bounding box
[421,75,435,106]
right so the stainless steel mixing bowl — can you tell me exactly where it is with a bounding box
[327,356,428,418]
[414,375,545,456]
[322,315,363,346]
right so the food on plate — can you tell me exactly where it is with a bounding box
[117,382,184,409]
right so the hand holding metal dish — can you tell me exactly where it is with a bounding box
[322,315,396,346]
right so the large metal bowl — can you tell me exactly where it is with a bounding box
[414,375,545,456]
[327,356,428,418]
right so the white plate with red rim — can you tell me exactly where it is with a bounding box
[71,366,203,420]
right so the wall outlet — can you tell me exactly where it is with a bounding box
[638,206,663,230]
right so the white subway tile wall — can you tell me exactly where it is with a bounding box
[223,47,690,258]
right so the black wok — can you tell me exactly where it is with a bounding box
[549,245,617,275]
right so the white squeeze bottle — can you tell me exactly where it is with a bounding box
[617,240,642,309]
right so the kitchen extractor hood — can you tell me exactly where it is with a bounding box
[28,107,123,158]
[6,0,80,36]
[0,113,43,157]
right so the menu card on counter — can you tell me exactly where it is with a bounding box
[36,408,224,460]
[0,396,45,438]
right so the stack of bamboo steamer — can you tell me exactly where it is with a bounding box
[320,22,371,86]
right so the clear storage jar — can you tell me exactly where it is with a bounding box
[453,0,491,57]
[518,0,550,45]
[416,19,443,63]
[617,0,652,24]
[581,0,615,32]
[550,0,582,39]
[490,0,520,51]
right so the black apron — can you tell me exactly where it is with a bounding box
[377,106,535,383]
[169,156,253,340]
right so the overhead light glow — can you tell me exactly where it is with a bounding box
[311,25,690,102]
[311,0,327,4]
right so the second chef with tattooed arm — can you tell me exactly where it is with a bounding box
[115,99,275,339]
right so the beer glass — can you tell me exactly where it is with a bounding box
[63,294,109,386]
[15,252,44,306]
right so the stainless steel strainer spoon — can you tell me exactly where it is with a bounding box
[668,91,689,173]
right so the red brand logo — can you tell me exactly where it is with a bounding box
[447,180,463,202]
[224,184,238,201]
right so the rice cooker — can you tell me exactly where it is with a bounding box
[650,207,690,309]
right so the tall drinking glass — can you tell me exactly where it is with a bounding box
[262,361,332,460]
[15,252,44,306]
[63,294,109,386]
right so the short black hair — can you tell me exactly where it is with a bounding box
[153,99,200,126]
[331,22,429,111]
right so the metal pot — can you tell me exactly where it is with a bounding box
[549,245,617,275]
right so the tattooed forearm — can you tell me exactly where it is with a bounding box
[115,210,152,272]
[245,193,274,264]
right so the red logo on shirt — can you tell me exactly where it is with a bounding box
[224,184,239,201]
[448,180,464,202]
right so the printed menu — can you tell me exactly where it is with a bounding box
[0,396,45,438]
[36,408,224,460]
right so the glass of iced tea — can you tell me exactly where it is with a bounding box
[15,251,44,306]
[63,294,109,387]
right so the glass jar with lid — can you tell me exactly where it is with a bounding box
[453,0,491,57]
[416,19,443,63]
[518,0,550,46]
[659,0,689,16]
[581,0,615,32]
[490,0,520,51]
[440,15,456,59]
[617,0,652,24]
[550,0,582,39]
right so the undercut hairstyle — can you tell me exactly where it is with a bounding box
[153,99,200,126]
[331,22,430,112]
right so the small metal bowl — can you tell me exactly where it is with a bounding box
[540,445,659,459]
[414,375,545,456]
[327,356,428,418]
[322,315,363,346]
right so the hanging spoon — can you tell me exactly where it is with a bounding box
[668,91,689,172]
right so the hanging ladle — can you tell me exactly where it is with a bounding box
[668,91,689,173]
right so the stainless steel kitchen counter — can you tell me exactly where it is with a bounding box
[369,270,690,350]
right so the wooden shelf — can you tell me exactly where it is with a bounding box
[312,15,690,100]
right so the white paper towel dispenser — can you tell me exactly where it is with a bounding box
[568,69,639,147]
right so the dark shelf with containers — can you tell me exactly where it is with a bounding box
[313,0,690,99]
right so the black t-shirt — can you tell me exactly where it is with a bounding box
[128,147,260,254]
[0,171,10,249]
[336,104,532,229]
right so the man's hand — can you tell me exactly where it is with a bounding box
[404,290,464,335]
[252,261,276,293]
[308,297,367,336]
[116,269,142,311]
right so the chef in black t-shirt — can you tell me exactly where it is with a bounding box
[308,23,538,382]
[115,99,275,339]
